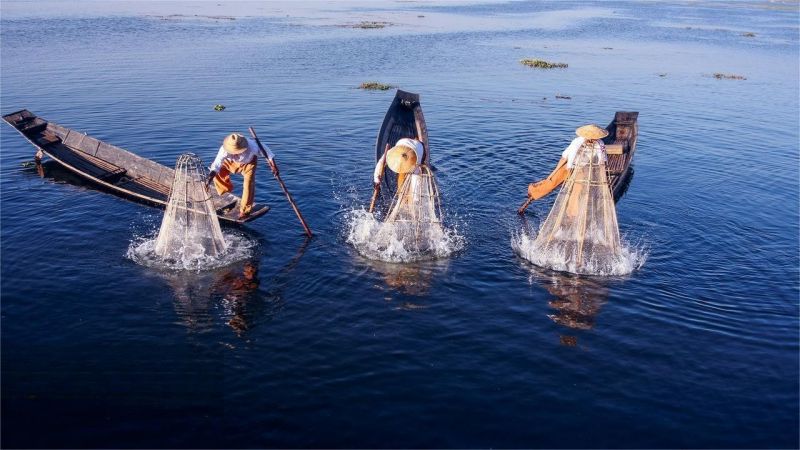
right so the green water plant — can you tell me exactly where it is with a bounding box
[351,21,391,29]
[520,58,568,69]
[214,104,226,111]
[359,81,394,91]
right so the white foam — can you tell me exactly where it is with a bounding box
[345,209,465,262]
[512,227,647,276]
[127,230,257,271]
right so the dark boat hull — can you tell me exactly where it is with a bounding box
[603,111,639,202]
[2,110,268,225]
[374,90,430,199]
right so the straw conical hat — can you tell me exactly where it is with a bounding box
[575,124,609,140]
[223,133,249,155]
[386,144,418,174]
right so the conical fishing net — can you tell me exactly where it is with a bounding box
[154,153,227,260]
[532,141,621,272]
[380,166,444,252]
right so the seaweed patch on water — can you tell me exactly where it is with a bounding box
[345,21,392,29]
[146,14,236,21]
[712,73,747,80]
[359,81,395,91]
[521,59,568,69]
[741,32,756,37]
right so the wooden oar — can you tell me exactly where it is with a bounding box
[369,143,390,213]
[248,127,313,238]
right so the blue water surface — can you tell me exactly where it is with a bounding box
[1,1,798,448]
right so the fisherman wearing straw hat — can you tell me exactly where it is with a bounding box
[374,136,425,192]
[206,133,278,219]
[526,124,609,203]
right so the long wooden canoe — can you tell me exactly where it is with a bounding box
[374,90,429,198]
[604,111,639,201]
[2,110,269,225]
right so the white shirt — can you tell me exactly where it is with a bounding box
[209,137,273,172]
[373,138,425,183]
[561,136,606,169]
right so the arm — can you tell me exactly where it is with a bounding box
[527,157,569,200]
[206,146,227,187]
[248,137,278,175]
[373,143,389,188]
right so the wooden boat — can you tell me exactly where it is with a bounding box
[2,109,269,224]
[374,90,429,198]
[603,111,639,201]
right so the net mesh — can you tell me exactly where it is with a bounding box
[381,166,444,251]
[154,153,227,260]
[533,141,621,270]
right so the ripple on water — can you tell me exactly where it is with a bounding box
[126,231,257,271]
[344,209,465,263]
[511,226,648,276]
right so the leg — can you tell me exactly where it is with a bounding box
[239,159,257,215]
[213,160,235,195]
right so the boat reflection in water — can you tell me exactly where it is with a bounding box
[527,267,613,346]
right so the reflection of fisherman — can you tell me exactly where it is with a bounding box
[374,137,426,193]
[206,133,278,220]
[526,124,609,213]
[216,261,260,335]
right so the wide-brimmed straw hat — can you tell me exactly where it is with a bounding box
[386,143,418,174]
[575,124,609,140]
[223,133,249,155]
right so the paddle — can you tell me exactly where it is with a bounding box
[248,127,313,238]
[369,143,390,213]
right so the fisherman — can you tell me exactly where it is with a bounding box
[525,124,609,215]
[206,133,278,219]
[374,136,426,193]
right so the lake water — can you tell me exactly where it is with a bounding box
[1,1,798,447]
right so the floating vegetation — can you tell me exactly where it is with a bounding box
[521,58,568,69]
[555,94,572,100]
[147,14,236,21]
[359,81,394,91]
[349,21,391,29]
[713,73,747,80]
[742,32,756,37]
[213,104,226,111]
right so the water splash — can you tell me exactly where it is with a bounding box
[512,227,647,276]
[127,230,257,271]
[345,209,464,262]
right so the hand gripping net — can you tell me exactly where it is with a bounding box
[533,142,621,270]
[154,153,227,259]
[382,165,444,250]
